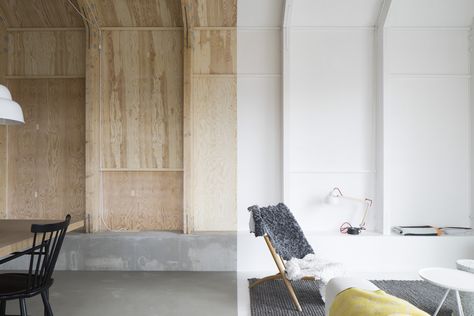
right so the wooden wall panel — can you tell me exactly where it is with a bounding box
[193,30,236,74]
[0,26,7,219]
[192,77,236,231]
[192,0,237,27]
[87,0,183,27]
[7,79,85,221]
[101,30,183,169]
[0,0,83,28]
[103,171,183,230]
[83,25,101,232]
[0,125,5,219]
[7,80,46,219]
[8,31,85,77]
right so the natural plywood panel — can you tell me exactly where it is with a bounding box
[103,171,183,230]
[8,31,85,77]
[7,80,46,219]
[37,79,85,222]
[85,0,183,27]
[192,77,236,231]
[181,0,194,233]
[101,30,183,169]
[0,0,84,28]
[191,0,237,27]
[0,125,5,219]
[0,26,7,219]
[7,79,85,221]
[193,30,236,74]
[84,28,101,232]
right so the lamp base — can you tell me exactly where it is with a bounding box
[347,227,362,235]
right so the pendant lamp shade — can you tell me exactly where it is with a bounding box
[0,85,24,125]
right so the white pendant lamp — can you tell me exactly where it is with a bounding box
[0,85,24,125]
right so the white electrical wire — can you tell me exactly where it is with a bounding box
[65,0,99,30]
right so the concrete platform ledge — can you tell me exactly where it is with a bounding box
[2,232,237,272]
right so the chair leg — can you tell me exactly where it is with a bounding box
[281,276,303,312]
[263,235,303,312]
[0,300,6,316]
[19,299,27,316]
[249,273,282,288]
[41,290,53,316]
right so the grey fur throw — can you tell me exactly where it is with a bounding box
[248,203,314,260]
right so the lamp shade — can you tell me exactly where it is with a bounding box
[0,85,24,125]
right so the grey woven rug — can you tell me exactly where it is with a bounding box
[249,279,457,316]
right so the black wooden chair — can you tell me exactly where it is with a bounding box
[0,215,71,316]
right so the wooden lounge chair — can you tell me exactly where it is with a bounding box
[248,204,316,312]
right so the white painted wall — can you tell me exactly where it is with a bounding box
[237,0,474,279]
[237,0,284,232]
[284,1,381,233]
[383,2,473,228]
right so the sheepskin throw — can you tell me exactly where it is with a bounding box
[248,203,314,260]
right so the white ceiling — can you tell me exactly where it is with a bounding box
[291,0,384,27]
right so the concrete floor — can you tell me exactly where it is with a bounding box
[4,272,237,316]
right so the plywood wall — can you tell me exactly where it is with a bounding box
[7,79,85,221]
[103,171,183,231]
[79,0,185,231]
[8,31,85,77]
[0,0,237,232]
[99,29,184,230]
[0,0,86,223]
[0,0,83,28]
[101,30,183,170]
[0,25,8,219]
[185,0,237,231]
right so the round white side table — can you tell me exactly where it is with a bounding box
[457,259,474,314]
[419,268,474,316]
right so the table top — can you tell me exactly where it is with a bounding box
[0,219,84,258]
[419,267,474,292]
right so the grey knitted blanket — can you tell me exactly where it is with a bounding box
[248,203,314,260]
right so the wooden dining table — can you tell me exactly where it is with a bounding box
[0,219,84,257]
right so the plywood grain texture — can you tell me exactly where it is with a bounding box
[0,125,5,219]
[101,30,183,169]
[193,30,236,74]
[7,79,85,221]
[0,0,84,28]
[103,171,183,231]
[7,30,85,77]
[81,0,183,27]
[191,0,237,27]
[76,0,101,232]
[7,80,46,219]
[0,25,7,219]
[192,77,236,231]
[181,0,194,233]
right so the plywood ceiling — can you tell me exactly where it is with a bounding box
[81,0,183,27]
[0,0,84,27]
[189,0,237,27]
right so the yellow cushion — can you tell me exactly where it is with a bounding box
[329,288,429,316]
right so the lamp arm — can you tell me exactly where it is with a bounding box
[359,198,373,228]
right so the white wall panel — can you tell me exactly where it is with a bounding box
[289,30,375,172]
[237,78,282,231]
[237,0,284,27]
[236,1,283,234]
[386,78,470,227]
[388,30,470,75]
[237,30,281,74]
[287,173,376,232]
